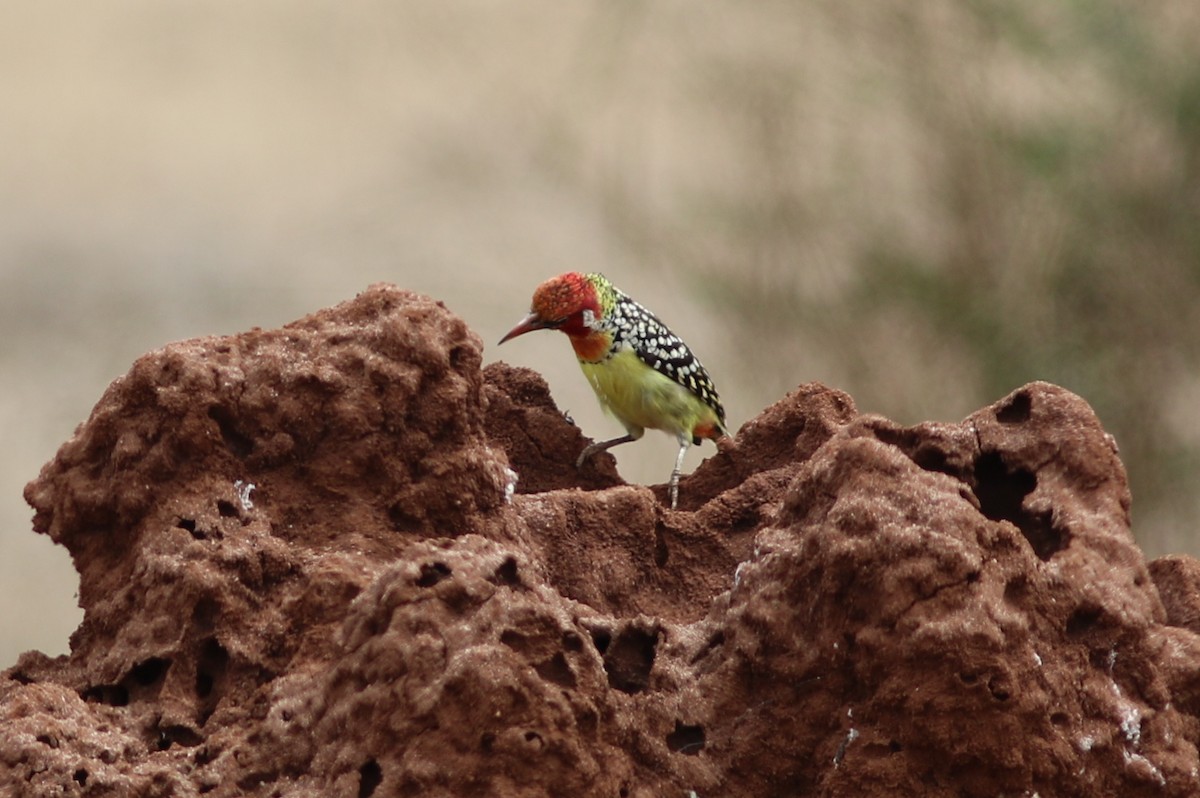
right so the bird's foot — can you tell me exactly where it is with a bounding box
[575,442,601,468]
[575,433,637,469]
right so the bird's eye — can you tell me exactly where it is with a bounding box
[547,316,570,328]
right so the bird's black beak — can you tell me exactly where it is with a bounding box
[498,313,545,345]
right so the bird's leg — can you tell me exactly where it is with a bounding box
[576,434,638,468]
[669,438,690,510]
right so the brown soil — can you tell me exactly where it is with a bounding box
[4,284,1199,796]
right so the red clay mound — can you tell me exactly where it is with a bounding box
[4,284,1199,796]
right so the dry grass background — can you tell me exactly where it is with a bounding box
[2,0,1198,667]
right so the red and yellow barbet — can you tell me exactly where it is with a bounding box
[499,272,728,509]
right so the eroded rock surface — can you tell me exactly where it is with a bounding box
[4,284,1199,797]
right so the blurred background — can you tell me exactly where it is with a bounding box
[2,1,1198,667]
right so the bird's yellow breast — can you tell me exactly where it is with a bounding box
[579,349,720,442]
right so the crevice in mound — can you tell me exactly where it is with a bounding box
[83,656,172,707]
[909,443,954,476]
[358,759,383,798]
[237,770,281,793]
[387,502,425,534]
[690,630,725,664]
[972,450,1068,560]
[192,598,219,635]
[154,724,203,750]
[600,624,659,694]
[196,637,229,725]
[589,628,611,655]
[871,427,961,479]
[129,657,170,689]
[195,746,218,767]
[208,404,253,459]
[448,344,471,370]
[533,652,577,689]
[8,670,35,686]
[1066,604,1105,639]
[654,522,670,568]
[499,628,533,654]
[1003,574,1029,605]
[987,674,1012,702]
[729,504,761,535]
[996,390,1033,424]
[177,517,202,539]
[666,721,706,755]
[196,639,228,698]
[416,561,452,587]
[81,684,129,707]
[488,556,521,587]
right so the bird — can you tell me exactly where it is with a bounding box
[498,272,727,509]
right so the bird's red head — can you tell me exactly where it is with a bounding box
[498,272,602,344]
